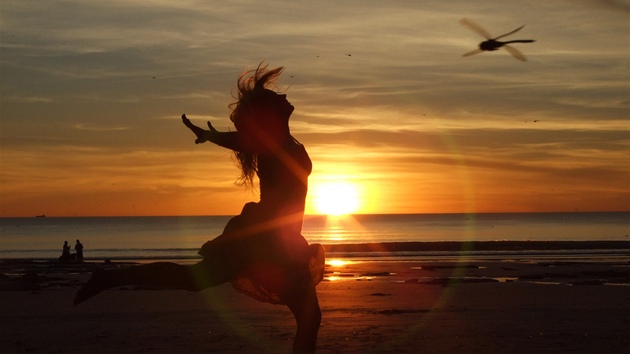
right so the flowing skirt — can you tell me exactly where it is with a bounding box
[198,202,325,304]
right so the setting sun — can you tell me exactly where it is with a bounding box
[313,181,360,215]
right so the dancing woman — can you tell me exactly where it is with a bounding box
[74,63,325,353]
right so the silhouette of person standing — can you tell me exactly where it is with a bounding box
[74,63,325,354]
[75,240,84,262]
[59,241,71,263]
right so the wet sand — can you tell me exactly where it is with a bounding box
[1,255,629,353]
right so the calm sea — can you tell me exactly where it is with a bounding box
[0,212,628,260]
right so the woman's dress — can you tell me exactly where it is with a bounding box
[198,139,324,304]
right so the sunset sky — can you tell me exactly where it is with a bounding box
[1,0,628,217]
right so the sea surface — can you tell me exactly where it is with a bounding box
[0,212,628,261]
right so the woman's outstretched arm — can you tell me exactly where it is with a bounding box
[181,114,243,151]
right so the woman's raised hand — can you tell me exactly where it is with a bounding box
[182,114,216,144]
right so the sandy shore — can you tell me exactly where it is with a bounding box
[1,256,629,353]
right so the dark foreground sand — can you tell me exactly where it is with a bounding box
[1,256,629,353]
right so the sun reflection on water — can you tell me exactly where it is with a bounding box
[327,259,348,267]
[325,259,355,281]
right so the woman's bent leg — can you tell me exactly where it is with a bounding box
[285,284,322,354]
[74,260,232,305]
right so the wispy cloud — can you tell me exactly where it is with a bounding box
[73,124,131,131]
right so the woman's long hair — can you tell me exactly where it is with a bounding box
[229,63,284,189]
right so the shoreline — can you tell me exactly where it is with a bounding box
[2,240,629,262]
[2,253,630,289]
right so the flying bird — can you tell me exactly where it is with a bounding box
[460,18,535,61]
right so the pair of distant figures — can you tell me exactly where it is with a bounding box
[59,240,84,263]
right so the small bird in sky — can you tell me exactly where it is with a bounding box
[460,18,535,61]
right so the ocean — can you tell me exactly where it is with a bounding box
[0,212,628,261]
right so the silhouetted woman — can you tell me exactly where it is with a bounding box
[59,241,71,263]
[74,63,325,353]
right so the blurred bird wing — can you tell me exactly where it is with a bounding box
[462,48,484,57]
[460,18,492,39]
[504,45,527,61]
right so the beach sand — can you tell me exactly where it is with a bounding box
[1,257,629,353]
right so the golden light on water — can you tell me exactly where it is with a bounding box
[327,259,348,267]
[318,212,365,243]
[325,259,357,282]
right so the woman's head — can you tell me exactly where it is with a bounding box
[229,63,293,188]
[230,63,293,143]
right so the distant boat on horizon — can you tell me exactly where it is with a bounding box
[35,214,46,218]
